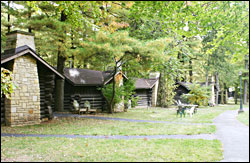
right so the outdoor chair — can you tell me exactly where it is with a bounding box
[176,100,186,118]
[73,99,87,115]
[84,101,96,114]
[186,106,195,118]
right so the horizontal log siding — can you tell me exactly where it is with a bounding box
[64,81,106,112]
[1,95,5,124]
[38,63,55,120]
[135,89,152,107]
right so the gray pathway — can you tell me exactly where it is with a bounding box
[213,108,249,162]
[1,133,216,140]
[54,113,213,125]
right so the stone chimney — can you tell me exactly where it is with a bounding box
[4,30,40,126]
[149,72,160,107]
[5,30,36,53]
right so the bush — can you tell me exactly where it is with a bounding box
[100,79,138,111]
[181,83,210,106]
[1,68,15,99]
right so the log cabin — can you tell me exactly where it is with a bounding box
[134,72,160,107]
[1,30,64,126]
[63,68,128,112]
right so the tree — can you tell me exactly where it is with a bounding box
[78,31,169,113]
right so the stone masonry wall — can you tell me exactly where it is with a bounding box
[5,32,36,51]
[5,55,40,126]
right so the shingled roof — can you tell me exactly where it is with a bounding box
[64,68,105,86]
[1,45,64,79]
[135,78,158,89]
[176,81,219,91]
[176,82,191,91]
[64,68,128,86]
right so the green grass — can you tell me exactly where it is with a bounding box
[237,110,249,126]
[94,104,239,123]
[1,137,223,162]
[1,117,216,135]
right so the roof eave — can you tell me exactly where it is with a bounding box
[1,46,65,79]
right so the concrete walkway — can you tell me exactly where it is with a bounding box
[213,108,249,162]
[1,133,216,140]
[54,113,213,125]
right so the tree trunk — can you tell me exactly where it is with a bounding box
[205,70,209,87]
[243,54,248,104]
[7,1,10,33]
[55,11,67,112]
[178,52,185,82]
[70,30,75,68]
[234,85,238,104]
[28,6,32,33]
[215,72,220,105]
[109,64,117,114]
[157,72,166,107]
[189,59,193,83]
[225,87,228,104]
[221,85,224,104]
[205,58,210,86]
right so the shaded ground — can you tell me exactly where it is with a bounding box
[54,113,213,125]
[1,133,216,140]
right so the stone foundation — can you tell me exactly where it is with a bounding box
[5,55,40,126]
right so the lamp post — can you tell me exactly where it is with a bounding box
[238,71,244,113]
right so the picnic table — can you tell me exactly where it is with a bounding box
[177,104,198,118]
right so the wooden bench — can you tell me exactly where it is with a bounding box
[78,108,87,115]
[87,108,97,114]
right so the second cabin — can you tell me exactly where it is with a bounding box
[134,72,160,107]
[63,68,127,112]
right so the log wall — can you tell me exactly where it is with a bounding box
[1,95,5,124]
[38,62,55,120]
[135,89,152,107]
[64,81,107,112]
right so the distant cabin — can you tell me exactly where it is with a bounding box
[134,73,160,107]
[63,68,128,112]
[173,82,191,103]
[174,81,219,105]
[1,30,64,126]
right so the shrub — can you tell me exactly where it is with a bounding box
[1,68,15,99]
[181,83,210,106]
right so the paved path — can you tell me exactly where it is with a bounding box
[1,133,216,140]
[213,108,249,162]
[54,113,213,125]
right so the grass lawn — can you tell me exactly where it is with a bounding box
[237,110,249,126]
[2,104,241,162]
[1,137,223,162]
[1,117,216,135]
[93,104,239,123]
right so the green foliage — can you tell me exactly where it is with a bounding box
[123,79,138,108]
[100,84,123,108]
[1,68,15,99]
[100,79,139,110]
[156,58,183,107]
[181,83,211,106]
